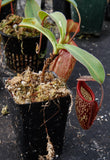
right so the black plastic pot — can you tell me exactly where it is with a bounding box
[0,32,47,73]
[53,0,71,19]
[105,2,110,21]
[8,92,71,159]
[71,0,107,35]
[0,0,17,22]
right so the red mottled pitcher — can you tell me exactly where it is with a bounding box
[49,40,77,82]
[75,76,104,130]
[49,20,80,82]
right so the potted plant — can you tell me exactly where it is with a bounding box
[0,0,17,21]
[5,0,105,159]
[0,0,48,73]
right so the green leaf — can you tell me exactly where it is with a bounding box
[66,0,77,8]
[1,0,14,7]
[49,12,67,43]
[19,18,57,53]
[58,44,105,84]
[39,11,67,43]
[38,10,48,21]
[25,0,41,22]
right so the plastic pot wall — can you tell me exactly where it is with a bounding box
[0,32,47,73]
[105,2,110,20]
[8,92,71,160]
[71,0,107,35]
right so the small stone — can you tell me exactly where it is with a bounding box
[1,105,9,116]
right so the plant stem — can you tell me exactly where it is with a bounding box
[40,15,57,83]
[37,16,46,55]
[41,53,56,82]
[68,7,81,44]
[10,2,14,14]
[99,84,104,109]
[0,0,2,12]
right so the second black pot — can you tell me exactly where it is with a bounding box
[0,0,17,22]
[0,32,47,73]
[53,0,71,19]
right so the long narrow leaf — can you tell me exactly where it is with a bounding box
[25,0,41,22]
[49,12,67,43]
[39,11,67,43]
[58,44,105,84]
[19,18,57,53]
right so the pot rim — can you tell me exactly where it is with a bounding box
[0,30,41,40]
[5,71,71,106]
[7,88,71,106]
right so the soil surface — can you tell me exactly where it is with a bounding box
[0,0,110,160]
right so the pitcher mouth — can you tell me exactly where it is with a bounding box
[77,81,95,103]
